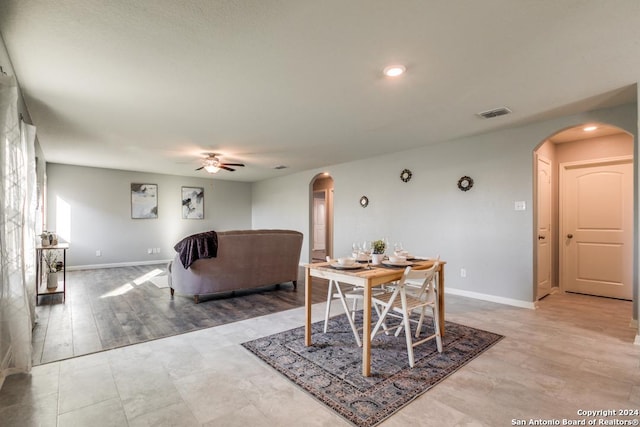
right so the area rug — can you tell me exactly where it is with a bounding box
[148,275,169,288]
[242,312,503,427]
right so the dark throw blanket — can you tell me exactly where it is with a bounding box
[174,230,218,269]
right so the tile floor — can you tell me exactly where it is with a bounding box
[1,291,639,426]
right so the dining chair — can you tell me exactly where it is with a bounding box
[370,261,442,367]
[323,256,363,347]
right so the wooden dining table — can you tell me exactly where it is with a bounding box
[304,258,446,377]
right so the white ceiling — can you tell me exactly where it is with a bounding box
[1,1,638,182]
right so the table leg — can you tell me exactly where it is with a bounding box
[438,265,445,337]
[362,283,372,377]
[304,266,312,346]
[63,248,67,303]
[36,248,40,306]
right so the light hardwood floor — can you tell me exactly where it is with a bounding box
[32,264,328,365]
[1,281,638,426]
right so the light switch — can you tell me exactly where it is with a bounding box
[514,201,526,211]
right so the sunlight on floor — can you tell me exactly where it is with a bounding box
[133,268,163,285]
[100,268,164,298]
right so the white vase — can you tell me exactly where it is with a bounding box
[371,253,384,265]
[47,272,58,289]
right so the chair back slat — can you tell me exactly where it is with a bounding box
[397,257,440,300]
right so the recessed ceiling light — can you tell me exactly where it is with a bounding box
[583,125,598,132]
[383,65,406,77]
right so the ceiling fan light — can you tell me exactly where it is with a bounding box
[204,165,220,173]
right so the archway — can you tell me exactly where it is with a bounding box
[533,122,634,301]
[309,173,334,263]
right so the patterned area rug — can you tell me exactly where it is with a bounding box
[242,312,503,427]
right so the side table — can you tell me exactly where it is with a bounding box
[36,243,69,305]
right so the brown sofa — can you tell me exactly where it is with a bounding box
[168,229,303,303]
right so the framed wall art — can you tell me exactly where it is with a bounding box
[181,186,204,219]
[131,183,158,219]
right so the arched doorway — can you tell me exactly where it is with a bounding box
[533,123,634,301]
[309,174,334,263]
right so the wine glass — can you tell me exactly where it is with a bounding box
[362,241,372,268]
[352,242,362,259]
[394,242,404,255]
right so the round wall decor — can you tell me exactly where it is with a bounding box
[359,195,369,208]
[457,176,474,191]
[400,169,412,182]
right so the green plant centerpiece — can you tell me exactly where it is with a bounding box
[372,239,386,254]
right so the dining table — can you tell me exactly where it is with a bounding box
[304,257,446,377]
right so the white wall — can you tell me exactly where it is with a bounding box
[47,163,252,267]
[252,103,638,306]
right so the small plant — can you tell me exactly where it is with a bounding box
[372,239,386,254]
[43,251,61,273]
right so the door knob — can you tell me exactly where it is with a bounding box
[538,235,545,240]
[567,234,573,239]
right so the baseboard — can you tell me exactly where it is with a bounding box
[445,287,536,309]
[67,259,172,271]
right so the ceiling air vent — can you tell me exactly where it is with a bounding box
[477,107,512,119]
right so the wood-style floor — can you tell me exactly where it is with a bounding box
[33,264,328,365]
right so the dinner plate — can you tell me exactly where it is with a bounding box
[330,263,363,270]
[382,260,413,267]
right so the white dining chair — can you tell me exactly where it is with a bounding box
[370,261,442,367]
[323,256,363,346]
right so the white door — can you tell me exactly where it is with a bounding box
[561,158,633,300]
[313,192,326,251]
[536,155,552,299]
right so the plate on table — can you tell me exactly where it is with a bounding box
[330,263,364,270]
[395,253,416,260]
[382,260,414,267]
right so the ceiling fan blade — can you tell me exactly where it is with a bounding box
[195,166,204,171]
[219,165,236,172]
[221,163,245,167]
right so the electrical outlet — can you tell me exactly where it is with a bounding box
[156,248,161,253]
[514,201,526,211]
[95,250,101,257]
[460,268,466,278]
[147,248,153,254]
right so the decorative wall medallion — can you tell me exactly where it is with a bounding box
[457,176,474,191]
[400,169,412,183]
[359,195,369,208]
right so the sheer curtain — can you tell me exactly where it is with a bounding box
[0,75,37,389]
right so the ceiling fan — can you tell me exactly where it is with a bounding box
[195,153,245,173]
